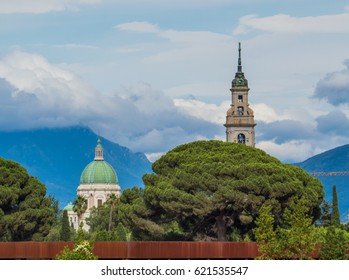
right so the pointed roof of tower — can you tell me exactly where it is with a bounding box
[232,42,248,87]
[94,137,104,160]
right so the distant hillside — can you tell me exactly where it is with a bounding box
[295,145,349,222]
[0,127,152,208]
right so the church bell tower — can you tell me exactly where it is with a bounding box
[224,42,256,146]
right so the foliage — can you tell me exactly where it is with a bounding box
[93,224,132,241]
[48,195,61,225]
[254,205,279,259]
[106,193,119,231]
[331,185,340,227]
[0,157,55,241]
[279,199,317,259]
[120,141,324,241]
[60,210,71,241]
[73,195,87,221]
[319,226,348,260]
[86,204,119,232]
[56,240,98,260]
[317,200,332,227]
[254,199,317,260]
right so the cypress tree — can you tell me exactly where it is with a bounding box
[331,185,340,227]
[60,210,71,241]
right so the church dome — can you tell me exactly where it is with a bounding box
[80,138,118,184]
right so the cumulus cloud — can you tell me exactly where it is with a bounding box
[234,12,349,35]
[256,120,315,144]
[316,110,349,136]
[313,60,349,105]
[0,51,221,154]
[0,0,101,13]
[256,140,314,163]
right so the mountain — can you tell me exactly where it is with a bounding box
[0,126,152,208]
[295,144,349,223]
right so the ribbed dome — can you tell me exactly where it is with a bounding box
[80,160,118,184]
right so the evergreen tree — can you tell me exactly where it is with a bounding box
[319,226,348,260]
[331,185,340,227]
[254,204,279,259]
[120,141,324,241]
[254,199,317,260]
[0,157,54,241]
[60,210,71,241]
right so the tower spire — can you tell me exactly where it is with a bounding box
[94,137,104,160]
[237,42,242,72]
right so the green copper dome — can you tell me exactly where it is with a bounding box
[80,160,118,184]
[63,202,74,211]
[80,138,118,184]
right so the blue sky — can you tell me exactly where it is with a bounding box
[1,0,349,162]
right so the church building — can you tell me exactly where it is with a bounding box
[65,138,121,230]
[224,43,256,146]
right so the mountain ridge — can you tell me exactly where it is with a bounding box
[0,126,153,208]
[295,145,349,222]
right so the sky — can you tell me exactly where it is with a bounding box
[1,0,349,163]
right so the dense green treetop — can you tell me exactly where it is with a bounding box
[120,141,324,241]
[0,157,54,241]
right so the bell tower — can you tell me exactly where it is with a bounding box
[224,42,256,146]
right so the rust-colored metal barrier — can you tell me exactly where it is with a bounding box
[0,242,258,259]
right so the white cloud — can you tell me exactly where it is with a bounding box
[253,103,291,123]
[234,12,349,35]
[145,152,164,162]
[115,21,234,65]
[115,22,160,34]
[0,51,221,154]
[0,0,101,14]
[256,140,314,163]
[0,0,236,14]
[174,98,228,125]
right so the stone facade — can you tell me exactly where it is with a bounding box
[66,138,121,231]
[224,43,256,146]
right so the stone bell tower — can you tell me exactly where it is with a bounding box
[224,42,256,146]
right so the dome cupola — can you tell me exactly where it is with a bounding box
[79,138,118,184]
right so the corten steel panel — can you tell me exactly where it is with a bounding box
[0,242,259,259]
[93,242,128,259]
[94,242,259,259]
[0,242,74,259]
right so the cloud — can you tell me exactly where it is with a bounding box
[115,21,233,64]
[0,51,221,154]
[115,22,160,34]
[256,120,315,144]
[313,60,349,105]
[256,140,314,163]
[0,0,102,14]
[316,110,349,136]
[174,99,228,125]
[234,12,349,35]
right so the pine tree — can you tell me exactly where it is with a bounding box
[60,210,71,241]
[331,185,340,227]
[319,226,348,260]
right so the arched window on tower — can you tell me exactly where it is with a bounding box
[238,133,246,144]
[238,106,244,115]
